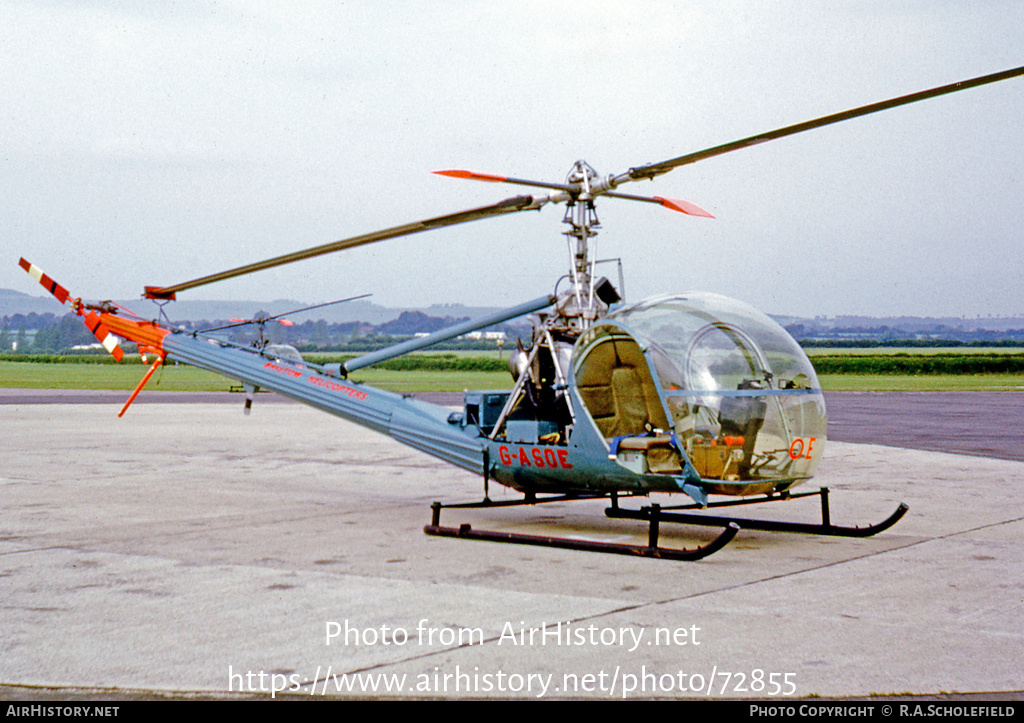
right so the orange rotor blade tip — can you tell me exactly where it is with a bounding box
[655,196,715,218]
[432,169,507,182]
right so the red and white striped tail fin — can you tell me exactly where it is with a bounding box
[83,311,125,362]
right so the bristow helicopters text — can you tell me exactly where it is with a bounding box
[325,619,701,653]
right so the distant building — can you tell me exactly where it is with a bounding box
[460,331,507,341]
[71,343,107,351]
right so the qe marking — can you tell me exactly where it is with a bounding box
[788,437,817,460]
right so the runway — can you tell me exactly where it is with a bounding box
[3,388,1022,461]
[1,393,1022,699]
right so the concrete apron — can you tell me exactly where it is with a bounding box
[1,403,1021,699]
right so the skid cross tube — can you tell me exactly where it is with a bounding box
[424,500,739,561]
[605,487,908,538]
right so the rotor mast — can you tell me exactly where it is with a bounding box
[557,160,612,335]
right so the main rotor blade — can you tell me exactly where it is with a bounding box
[261,293,374,323]
[144,195,539,299]
[198,293,373,334]
[626,64,1024,182]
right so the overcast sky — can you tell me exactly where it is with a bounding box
[3,1,1022,318]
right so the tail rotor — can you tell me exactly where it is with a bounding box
[18,258,124,361]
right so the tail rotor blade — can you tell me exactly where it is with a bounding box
[19,258,125,361]
[19,257,72,304]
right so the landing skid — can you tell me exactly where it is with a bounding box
[423,495,739,561]
[424,487,907,560]
[606,486,909,538]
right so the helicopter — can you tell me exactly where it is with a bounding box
[20,63,1024,560]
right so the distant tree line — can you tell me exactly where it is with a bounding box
[7,351,1020,376]
[788,324,1024,345]
[1,310,531,355]
[7,311,1023,357]
[799,337,1024,347]
[2,312,57,330]
[810,353,1024,375]
[1,314,96,353]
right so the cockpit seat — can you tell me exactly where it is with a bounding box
[575,334,671,439]
[614,435,683,474]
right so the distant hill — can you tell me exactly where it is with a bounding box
[0,288,497,326]
[3,287,1023,342]
[782,315,1024,343]
[778,314,1024,334]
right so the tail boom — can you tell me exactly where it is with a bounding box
[18,257,487,477]
[108,314,488,473]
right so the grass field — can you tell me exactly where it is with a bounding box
[1,359,1022,392]
[804,347,1024,355]
[0,360,511,393]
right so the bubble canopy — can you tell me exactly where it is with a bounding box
[574,293,827,494]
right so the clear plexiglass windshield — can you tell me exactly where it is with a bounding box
[604,293,827,487]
